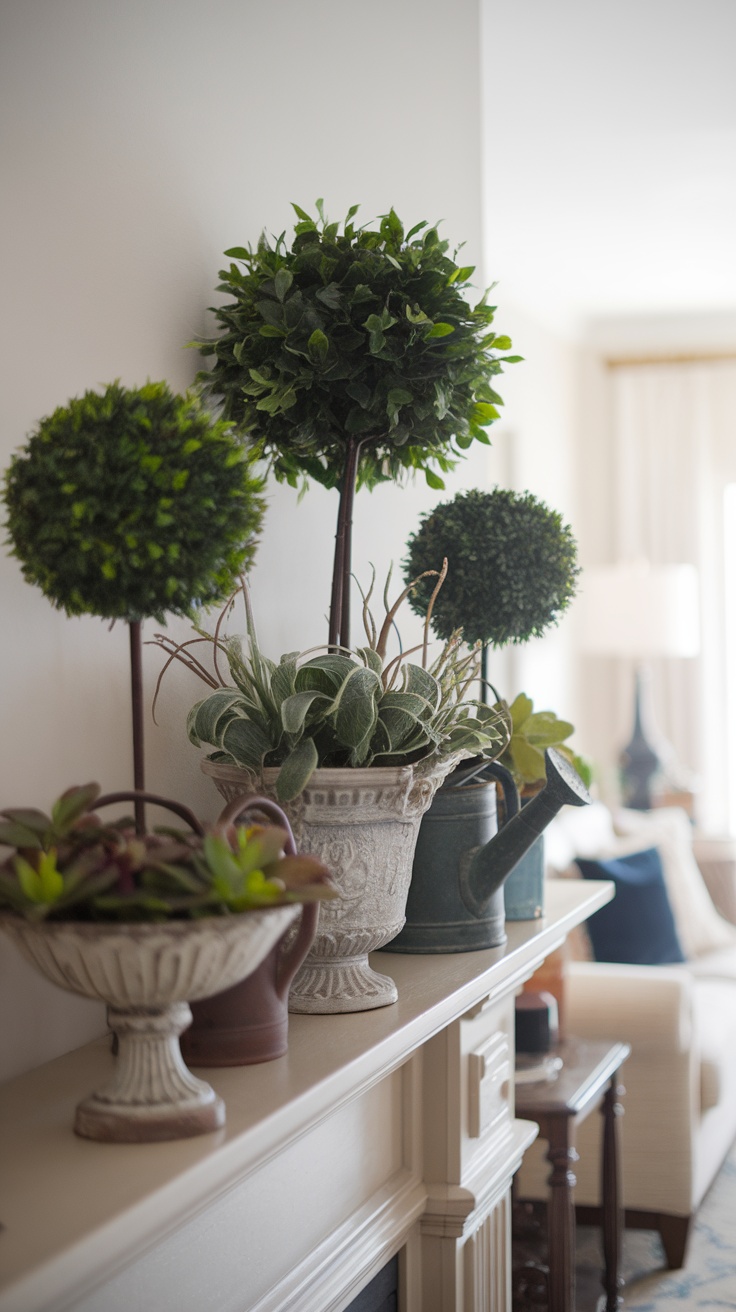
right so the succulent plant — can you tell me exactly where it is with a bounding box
[0,783,335,923]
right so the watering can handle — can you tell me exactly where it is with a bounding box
[474,761,521,823]
[215,794,317,999]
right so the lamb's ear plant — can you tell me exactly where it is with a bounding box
[153,570,512,803]
[3,381,265,826]
[192,200,521,650]
[403,486,580,694]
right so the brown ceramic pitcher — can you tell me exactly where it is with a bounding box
[181,795,319,1066]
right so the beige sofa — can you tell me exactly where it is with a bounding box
[516,803,736,1268]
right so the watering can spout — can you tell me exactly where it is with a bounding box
[460,748,590,919]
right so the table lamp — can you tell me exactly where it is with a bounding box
[581,560,700,809]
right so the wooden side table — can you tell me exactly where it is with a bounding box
[514,1037,631,1312]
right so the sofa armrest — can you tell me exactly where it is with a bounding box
[566,960,693,1053]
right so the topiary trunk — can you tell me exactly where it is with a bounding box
[328,435,382,651]
[129,621,146,833]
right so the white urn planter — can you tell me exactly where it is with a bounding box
[2,906,298,1141]
[202,757,455,1014]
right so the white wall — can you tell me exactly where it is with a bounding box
[478,2,584,733]
[0,0,580,1081]
[488,305,582,721]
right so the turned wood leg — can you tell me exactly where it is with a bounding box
[659,1213,691,1269]
[600,1072,625,1310]
[545,1121,578,1312]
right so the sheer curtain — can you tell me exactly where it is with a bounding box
[610,360,736,833]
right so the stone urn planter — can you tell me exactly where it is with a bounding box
[202,756,454,1013]
[2,905,299,1142]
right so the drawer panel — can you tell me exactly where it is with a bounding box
[467,1030,511,1141]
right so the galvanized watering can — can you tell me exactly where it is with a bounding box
[384,748,590,953]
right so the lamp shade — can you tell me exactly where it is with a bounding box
[580,561,700,659]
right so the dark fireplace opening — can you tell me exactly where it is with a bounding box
[345,1255,399,1312]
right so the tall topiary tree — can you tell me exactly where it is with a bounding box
[192,200,520,650]
[3,380,265,826]
[403,486,580,693]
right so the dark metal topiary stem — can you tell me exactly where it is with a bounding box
[328,435,379,651]
[129,621,146,834]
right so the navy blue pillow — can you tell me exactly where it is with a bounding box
[575,847,686,965]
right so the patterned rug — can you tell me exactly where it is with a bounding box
[575,1141,736,1310]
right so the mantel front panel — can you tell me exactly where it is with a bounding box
[0,882,613,1312]
[72,1066,417,1312]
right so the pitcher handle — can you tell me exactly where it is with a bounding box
[474,761,521,824]
[216,793,297,854]
[215,794,317,1000]
[274,901,319,999]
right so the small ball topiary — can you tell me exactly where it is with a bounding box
[3,380,265,624]
[403,487,580,647]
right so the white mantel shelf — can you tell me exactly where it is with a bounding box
[0,880,612,1312]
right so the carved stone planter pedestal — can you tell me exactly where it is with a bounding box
[2,907,299,1140]
[203,759,453,1013]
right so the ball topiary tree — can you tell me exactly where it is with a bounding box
[192,200,521,650]
[3,379,265,826]
[403,486,580,693]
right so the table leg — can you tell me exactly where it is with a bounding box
[544,1120,578,1312]
[601,1070,625,1310]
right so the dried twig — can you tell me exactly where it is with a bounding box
[148,636,221,723]
[211,582,247,686]
[354,566,377,648]
[294,643,355,661]
[381,641,426,692]
[422,557,448,670]
[376,569,440,661]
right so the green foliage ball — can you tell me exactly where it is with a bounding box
[404,487,580,647]
[3,381,265,623]
[194,200,521,493]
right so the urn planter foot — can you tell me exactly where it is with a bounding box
[75,1001,225,1143]
[289,955,398,1014]
[75,1091,225,1142]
